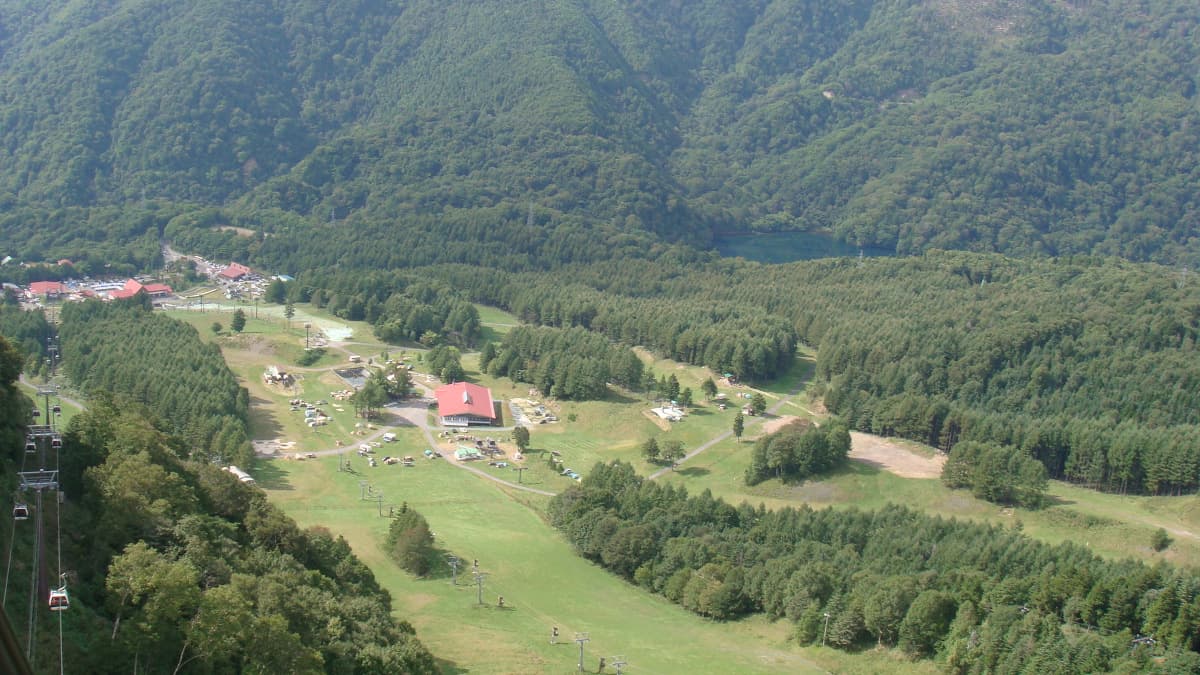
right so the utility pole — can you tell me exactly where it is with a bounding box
[447,556,460,586]
[822,612,831,647]
[513,466,527,484]
[473,572,488,605]
[574,633,590,672]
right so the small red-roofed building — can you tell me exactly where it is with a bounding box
[143,282,173,297]
[108,279,173,300]
[434,382,497,427]
[218,262,252,281]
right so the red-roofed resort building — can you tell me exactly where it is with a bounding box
[434,382,497,427]
[108,279,173,300]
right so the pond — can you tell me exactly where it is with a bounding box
[713,231,894,264]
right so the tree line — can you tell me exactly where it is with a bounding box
[483,325,644,400]
[549,461,1200,671]
[743,418,851,486]
[57,298,253,466]
[5,396,438,673]
[264,271,483,349]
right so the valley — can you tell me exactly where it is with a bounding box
[169,299,1200,672]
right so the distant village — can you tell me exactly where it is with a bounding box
[12,257,286,310]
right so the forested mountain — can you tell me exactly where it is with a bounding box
[1,0,1199,264]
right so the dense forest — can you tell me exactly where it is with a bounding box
[485,325,644,400]
[0,0,1197,265]
[57,299,253,466]
[0,393,438,673]
[551,461,1200,672]
[416,252,1199,497]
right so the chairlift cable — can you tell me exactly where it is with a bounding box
[4,436,32,607]
[25,490,41,665]
[54,434,63,675]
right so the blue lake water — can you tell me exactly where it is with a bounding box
[713,231,894,264]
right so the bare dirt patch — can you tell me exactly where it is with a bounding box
[849,432,946,479]
[760,415,806,435]
[642,409,673,431]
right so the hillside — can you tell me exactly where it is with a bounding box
[0,0,1198,265]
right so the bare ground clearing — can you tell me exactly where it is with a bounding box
[760,414,804,435]
[849,431,946,479]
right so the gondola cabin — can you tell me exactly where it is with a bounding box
[24,440,35,453]
[51,405,61,414]
[48,587,69,611]
[12,504,28,521]
[51,437,61,449]
[31,409,39,417]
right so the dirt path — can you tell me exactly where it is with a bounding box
[648,377,810,480]
[848,432,945,479]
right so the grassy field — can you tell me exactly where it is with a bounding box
[475,304,519,344]
[657,435,1200,565]
[262,434,935,675]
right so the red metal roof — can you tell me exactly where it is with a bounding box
[218,262,252,279]
[434,382,495,420]
[108,279,143,299]
[29,281,66,295]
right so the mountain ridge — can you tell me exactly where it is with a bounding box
[0,0,1197,264]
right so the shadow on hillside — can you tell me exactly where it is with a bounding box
[248,393,285,439]
[434,657,468,675]
[676,466,710,478]
[419,546,469,582]
[836,459,882,478]
[252,460,294,491]
[602,388,640,405]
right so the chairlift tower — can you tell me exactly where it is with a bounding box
[447,556,460,586]
[473,571,488,605]
[18,471,58,492]
[574,633,590,672]
[611,656,627,675]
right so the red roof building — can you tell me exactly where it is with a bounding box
[29,281,66,298]
[434,382,497,427]
[108,279,173,300]
[218,262,252,280]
